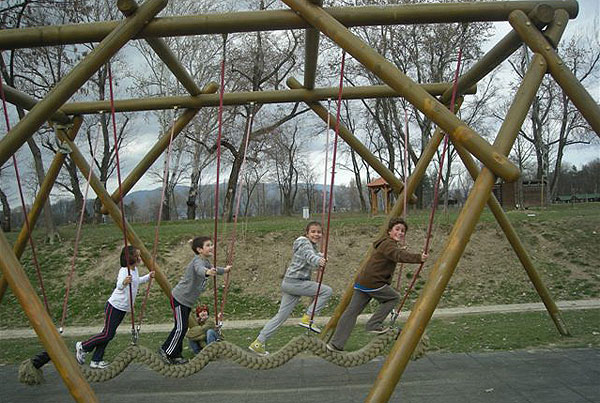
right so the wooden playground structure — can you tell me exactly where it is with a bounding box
[1,0,599,401]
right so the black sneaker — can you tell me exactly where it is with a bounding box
[157,348,173,365]
[172,356,188,365]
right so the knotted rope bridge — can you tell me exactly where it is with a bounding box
[19,330,428,385]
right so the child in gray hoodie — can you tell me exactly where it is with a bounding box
[248,221,332,356]
[158,236,230,364]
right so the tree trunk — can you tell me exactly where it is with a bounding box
[0,187,10,232]
[64,157,87,223]
[187,171,199,220]
[350,149,367,212]
[26,137,60,243]
[223,115,252,222]
[187,140,202,220]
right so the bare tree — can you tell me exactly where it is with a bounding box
[0,0,91,241]
[128,0,225,221]
[507,32,599,200]
[219,0,306,221]
[266,123,305,216]
[335,0,492,208]
[0,163,12,231]
[338,99,368,212]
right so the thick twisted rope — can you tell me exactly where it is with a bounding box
[19,330,428,384]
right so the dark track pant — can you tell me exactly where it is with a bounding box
[329,285,399,350]
[32,351,51,369]
[161,297,191,358]
[81,302,126,361]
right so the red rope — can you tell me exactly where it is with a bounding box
[107,62,136,338]
[394,47,463,317]
[59,126,100,332]
[309,51,346,324]
[212,37,227,319]
[321,98,331,230]
[317,98,331,284]
[402,108,409,220]
[395,109,410,292]
[136,107,178,333]
[0,60,50,314]
[218,103,255,323]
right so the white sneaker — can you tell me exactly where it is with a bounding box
[326,343,343,353]
[90,360,109,369]
[367,326,390,335]
[75,341,86,365]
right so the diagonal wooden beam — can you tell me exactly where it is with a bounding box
[281,0,520,182]
[509,10,600,137]
[454,141,570,336]
[448,8,572,337]
[0,118,82,304]
[0,233,96,402]
[439,4,554,104]
[55,115,172,299]
[367,53,548,403]
[118,0,203,96]
[0,0,168,168]
[322,117,452,338]
[99,80,219,214]
[287,77,415,201]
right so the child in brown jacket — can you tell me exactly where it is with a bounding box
[327,218,427,352]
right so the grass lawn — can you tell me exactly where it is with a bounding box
[1,309,598,365]
[1,203,598,366]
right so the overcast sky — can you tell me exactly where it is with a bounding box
[2,1,599,203]
[488,0,599,170]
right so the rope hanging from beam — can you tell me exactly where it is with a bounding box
[391,39,464,325]
[308,51,346,329]
[107,61,137,343]
[218,102,255,327]
[59,125,101,333]
[211,34,228,319]
[0,55,50,314]
[136,106,179,335]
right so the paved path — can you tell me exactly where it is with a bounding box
[2,300,598,402]
[2,299,598,340]
[1,348,598,402]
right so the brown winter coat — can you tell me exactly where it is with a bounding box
[355,236,423,289]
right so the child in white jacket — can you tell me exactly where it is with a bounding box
[75,246,153,369]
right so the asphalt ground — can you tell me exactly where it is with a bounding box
[1,347,598,402]
[1,300,599,402]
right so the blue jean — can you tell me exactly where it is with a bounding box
[189,329,218,354]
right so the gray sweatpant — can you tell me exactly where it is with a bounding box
[257,277,332,343]
[329,284,399,350]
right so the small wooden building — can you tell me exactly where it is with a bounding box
[492,179,548,209]
[367,177,393,215]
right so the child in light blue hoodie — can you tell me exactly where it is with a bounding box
[248,221,332,355]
